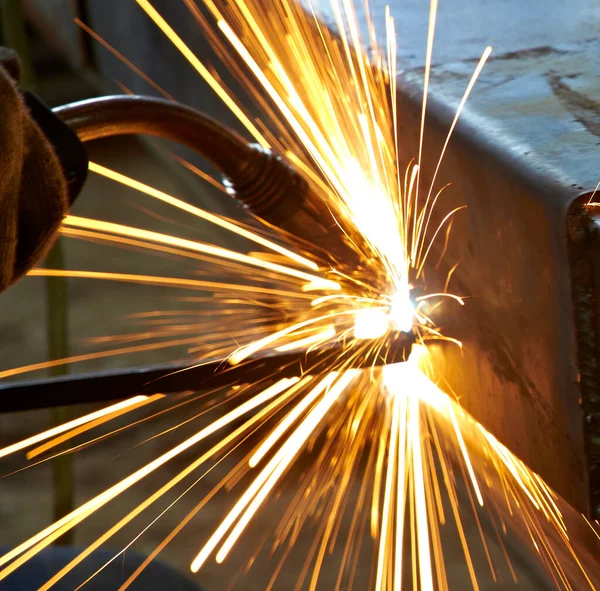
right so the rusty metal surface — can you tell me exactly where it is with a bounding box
[306,1,600,513]
[391,39,600,513]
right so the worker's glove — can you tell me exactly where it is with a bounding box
[0,47,68,293]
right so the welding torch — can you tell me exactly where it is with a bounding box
[0,80,414,411]
[52,94,359,267]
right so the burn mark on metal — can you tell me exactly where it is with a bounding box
[547,72,600,138]
[486,45,567,62]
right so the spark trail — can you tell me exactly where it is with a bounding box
[0,0,598,589]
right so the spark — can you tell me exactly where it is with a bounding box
[63,215,339,290]
[135,0,268,147]
[353,307,390,340]
[389,289,416,332]
[217,380,358,564]
[0,396,154,460]
[74,18,175,100]
[228,307,372,365]
[0,379,297,580]
[87,162,319,271]
[0,0,597,589]
[586,180,600,207]
[25,394,164,460]
[274,326,336,352]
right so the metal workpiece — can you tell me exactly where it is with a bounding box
[391,39,600,513]
[309,0,600,70]
[0,331,414,412]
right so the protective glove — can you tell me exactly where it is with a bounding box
[0,47,68,293]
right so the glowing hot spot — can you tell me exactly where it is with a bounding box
[353,308,389,340]
[389,291,415,333]
[353,291,415,340]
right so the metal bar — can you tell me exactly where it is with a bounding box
[0,335,412,412]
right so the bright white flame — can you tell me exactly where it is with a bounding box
[353,290,415,340]
[389,290,415,333]
[382,345,442,407]
[353,308,389,340]
[341,168,404,272]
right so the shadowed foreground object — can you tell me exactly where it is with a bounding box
[0,48,70,292]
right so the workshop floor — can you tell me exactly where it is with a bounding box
[0,130,567,590]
